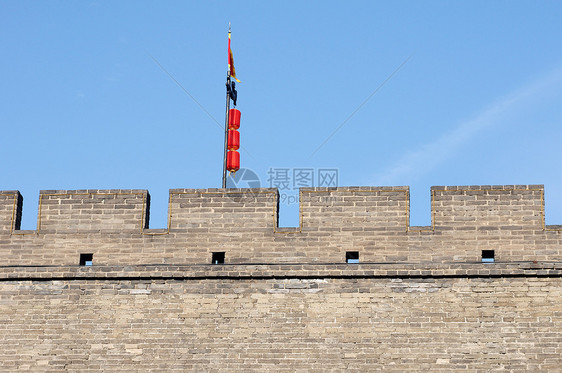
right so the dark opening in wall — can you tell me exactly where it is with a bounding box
[482,250,495,263]
[346,251,359,264]
[212,252,225,264]
[80,253,93,266]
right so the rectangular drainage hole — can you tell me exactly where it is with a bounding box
[212,252,225,264]
[482,250,495,263]
[80,253,93,266]
[346,251,359,264]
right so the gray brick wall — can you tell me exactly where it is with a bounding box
[0,184,561,371]
[0,191,21,232]
[37,190,148,233]
[0,185,560,265]
[432,185,544,229]
[0,264,560,372]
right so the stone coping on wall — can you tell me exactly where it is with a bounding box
[0,262,560,281]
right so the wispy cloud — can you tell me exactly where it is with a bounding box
[372,68,562,185]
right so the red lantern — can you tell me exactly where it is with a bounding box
[227,150,240,173]
[228,109,241,129]
[227,130,240,150]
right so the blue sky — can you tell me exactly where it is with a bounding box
[1,1,561,228]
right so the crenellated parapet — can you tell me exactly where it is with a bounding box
[0,185,559,266]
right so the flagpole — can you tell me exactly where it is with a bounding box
[222,71,230,188]
[223,23,232,188]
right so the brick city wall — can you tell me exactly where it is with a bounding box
[0,185,561,371]
[0,185,560,265]
[0,264,560,372]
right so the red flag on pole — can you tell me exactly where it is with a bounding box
[228,29,240,83]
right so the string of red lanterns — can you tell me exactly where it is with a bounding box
[226,108,241,174]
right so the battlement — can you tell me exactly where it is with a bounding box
[0,185,560,266]
[1,185,555,233]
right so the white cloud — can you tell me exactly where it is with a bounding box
[372,68,562,185]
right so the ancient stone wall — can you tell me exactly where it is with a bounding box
[0,185,560,371]
[0,264,560,372]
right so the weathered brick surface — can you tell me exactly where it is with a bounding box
[0,184,561,371]
[0,191,21,232]
[37,190,148,233]
[0,186,559,265]
[432,185,544,228]
[0,265,560,372]
[301,186,409,229]
[170,189,277,230]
